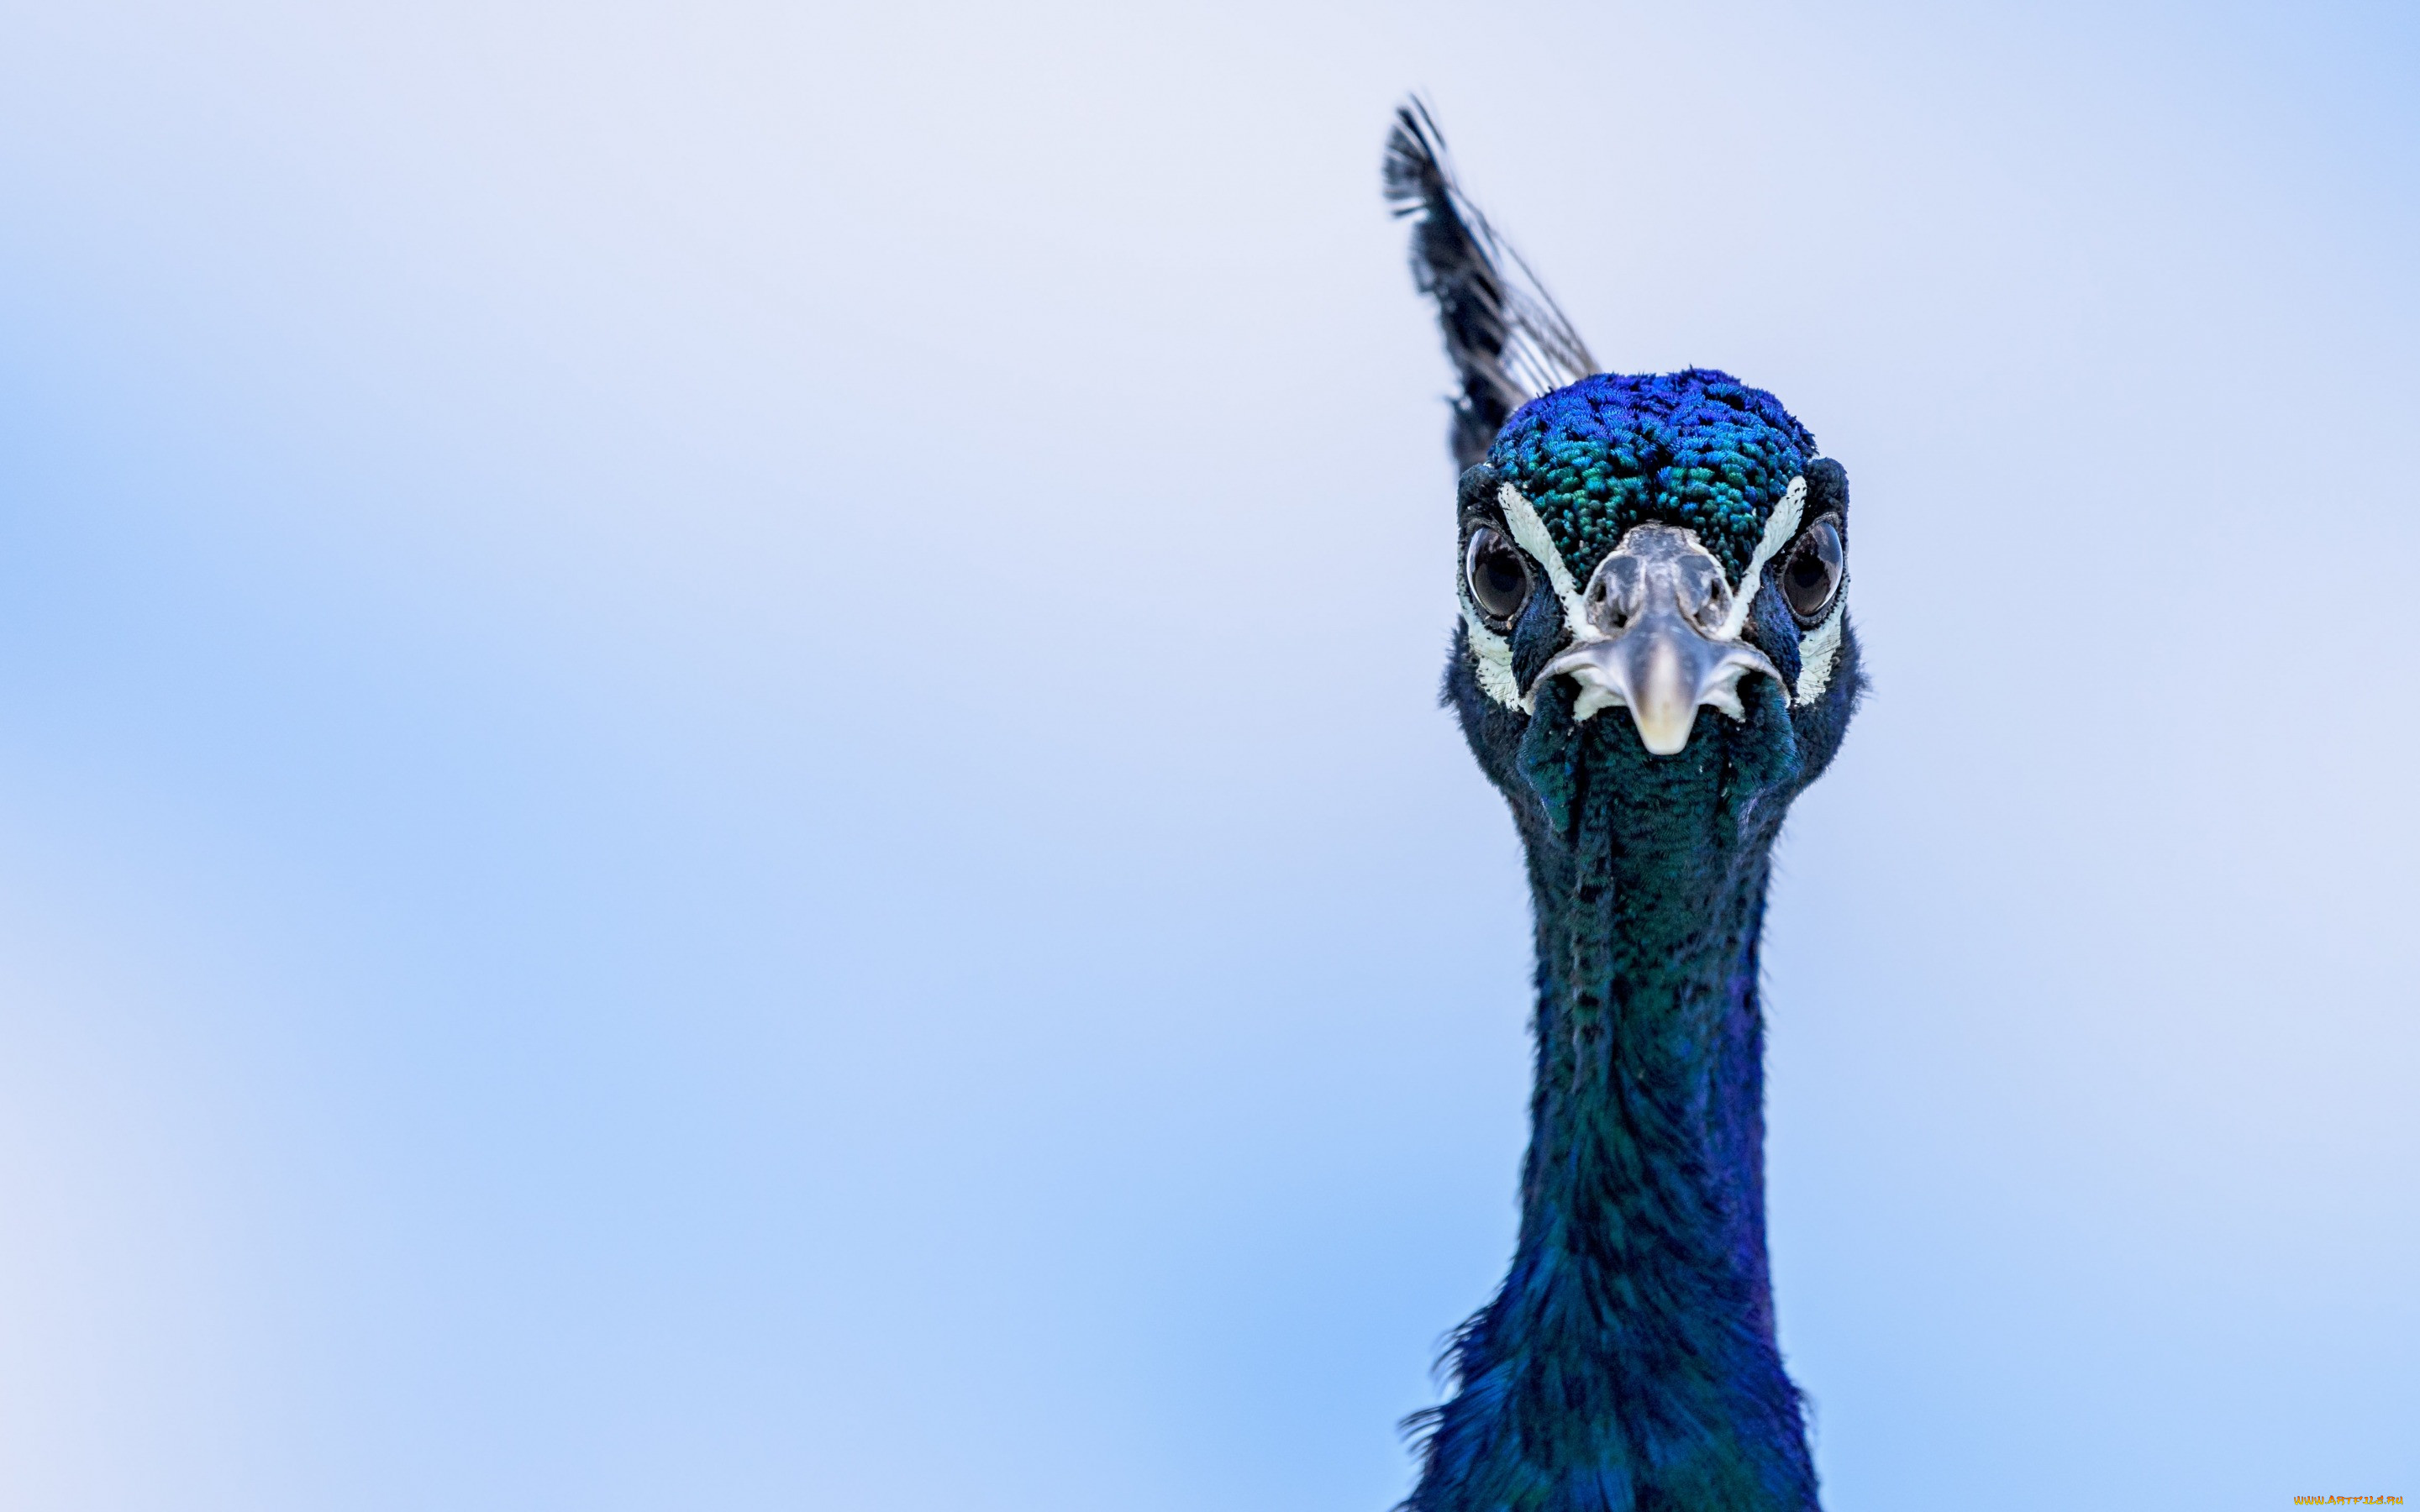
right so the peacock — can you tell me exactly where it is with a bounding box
[1382,101,1862,1512]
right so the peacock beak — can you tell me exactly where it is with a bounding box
[1537,524,1781,756]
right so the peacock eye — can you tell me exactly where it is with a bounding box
[1464,524,1533,627]
[1778,514,1844,623]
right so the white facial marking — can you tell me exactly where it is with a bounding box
[1460,603,1529,711]
[1716,473,1807,642]
[1495,485,1594,639]
[1793,596,1847,705]
[1460,483,1586,713]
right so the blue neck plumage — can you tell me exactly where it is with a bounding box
[1409,698,1820,1511]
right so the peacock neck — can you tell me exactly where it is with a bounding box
[1411,730,1819,1510]
[1518,829,1778,1343]
[1515,788,1782,1338]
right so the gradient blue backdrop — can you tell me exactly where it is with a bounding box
[0,2,2412,1508]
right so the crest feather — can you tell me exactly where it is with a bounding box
[1384,98,1597,470]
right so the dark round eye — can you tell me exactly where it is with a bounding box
[1463,524,1533,626]
[1778,514,1844,623]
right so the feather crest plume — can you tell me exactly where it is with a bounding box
[1383,98,1597,470]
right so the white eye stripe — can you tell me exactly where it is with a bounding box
[1459,514,1534,711]
[1494,484,1593,639]
[1716,474,1807,641]
[1455,484,1570,712]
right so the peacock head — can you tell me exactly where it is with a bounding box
[1445,369,1861,848]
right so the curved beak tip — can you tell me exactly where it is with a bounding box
[1538,626,1778,758]
[1630,706,1699,756]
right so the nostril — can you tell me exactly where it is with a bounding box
[1587,558,1649,630]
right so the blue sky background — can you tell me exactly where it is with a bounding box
[1,2,2414,1508]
